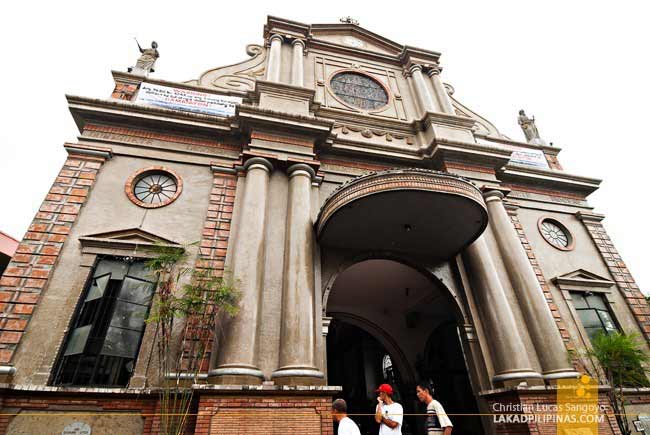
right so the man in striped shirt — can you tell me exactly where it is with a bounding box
[416,383,453,434]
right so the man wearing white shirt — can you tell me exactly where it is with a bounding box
[332,398,361,435]
[374,383,403,434]
[416,383,453,434]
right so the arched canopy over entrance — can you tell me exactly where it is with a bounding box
[315,169,487,260]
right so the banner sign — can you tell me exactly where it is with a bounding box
[135,83,242,117]
[508,147,549,169]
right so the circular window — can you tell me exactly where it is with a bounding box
[329,71,389,110]
[125,167,182,208]
[538,218,574,251]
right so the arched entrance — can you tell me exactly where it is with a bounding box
[325,259,483,435]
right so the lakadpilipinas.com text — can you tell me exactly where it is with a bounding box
[492,403,606,424]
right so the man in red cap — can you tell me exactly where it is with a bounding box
[374,383,403,434]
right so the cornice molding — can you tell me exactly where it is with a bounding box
[237,104,333,138]
[475,133,562,156]
[316,107,417,134]
[66,95,236,135]
[575,211,606,223]
[498,164,601,195]
[64,144,113,159]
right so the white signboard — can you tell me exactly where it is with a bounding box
[135,83,242,117]
[509,148,549,169]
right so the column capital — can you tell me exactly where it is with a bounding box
[426,64,443,76]
[291,38,306,48]
[481,185,511,201]
[244,156,274,173]
[287,163,316,180]
[269,34,284,44]
[408,64,423,76]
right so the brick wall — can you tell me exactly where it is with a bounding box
[578,212,650,343]
[0,153,106,367]
[111,83,139,101]
[195,395,334,435]
[0,390,156,435]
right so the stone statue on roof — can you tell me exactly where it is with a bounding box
[128,40,159,76]
[518,109,547,145]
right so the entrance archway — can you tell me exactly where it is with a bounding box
[325,259,483,435]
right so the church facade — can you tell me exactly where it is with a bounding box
[1,16,649,434]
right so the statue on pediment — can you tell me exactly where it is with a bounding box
[518,109,545,144]
[128,40,159,75]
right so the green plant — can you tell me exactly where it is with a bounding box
[144,243,239,435]
[585,332,650,435]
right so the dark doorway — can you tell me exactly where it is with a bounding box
[325,259,485,434]
[327,319,417,435]
[417,321,484,434]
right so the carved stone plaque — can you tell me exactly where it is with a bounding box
[62,422,91,435]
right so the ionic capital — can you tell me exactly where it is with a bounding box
[426,64,443,76]
[287,163,316,180]
[243,157,274,173]
[408,64,423,76]
[483,189,505,202]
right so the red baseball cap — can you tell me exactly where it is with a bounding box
[376,384,393,395]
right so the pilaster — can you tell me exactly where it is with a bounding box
[463,235,542,386]
[210,157,273,385]
[484,190,578,381]
[0,146,111,383]
[272,164,324,385]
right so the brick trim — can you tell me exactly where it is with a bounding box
[578,215,650,342]
[111,83,139,101]
[319,158,392,172]
[442,162,496,175]
[84,124,240,152]
[250,132,313,148]
[545,153,564,170]
[503,183,585,201]
[0,155,106,365]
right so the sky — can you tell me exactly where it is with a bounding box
[1,1,648,292]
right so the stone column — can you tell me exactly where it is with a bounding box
[409,64,436,113]
[266,34,283,83]
[290,39,305,87]
[211,157,273,384]
[427,65,455,114]
[272,164,324,385]
[484,190,578,380]
[463,235,542,385]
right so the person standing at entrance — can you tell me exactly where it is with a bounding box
[416,383,453,434]
[332,399,361,435]
[374,383,403,434]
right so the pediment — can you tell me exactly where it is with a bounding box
[79,228,182,257]
[310,28,402,56]
[552,269,614,289]
[81,228,179,245]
